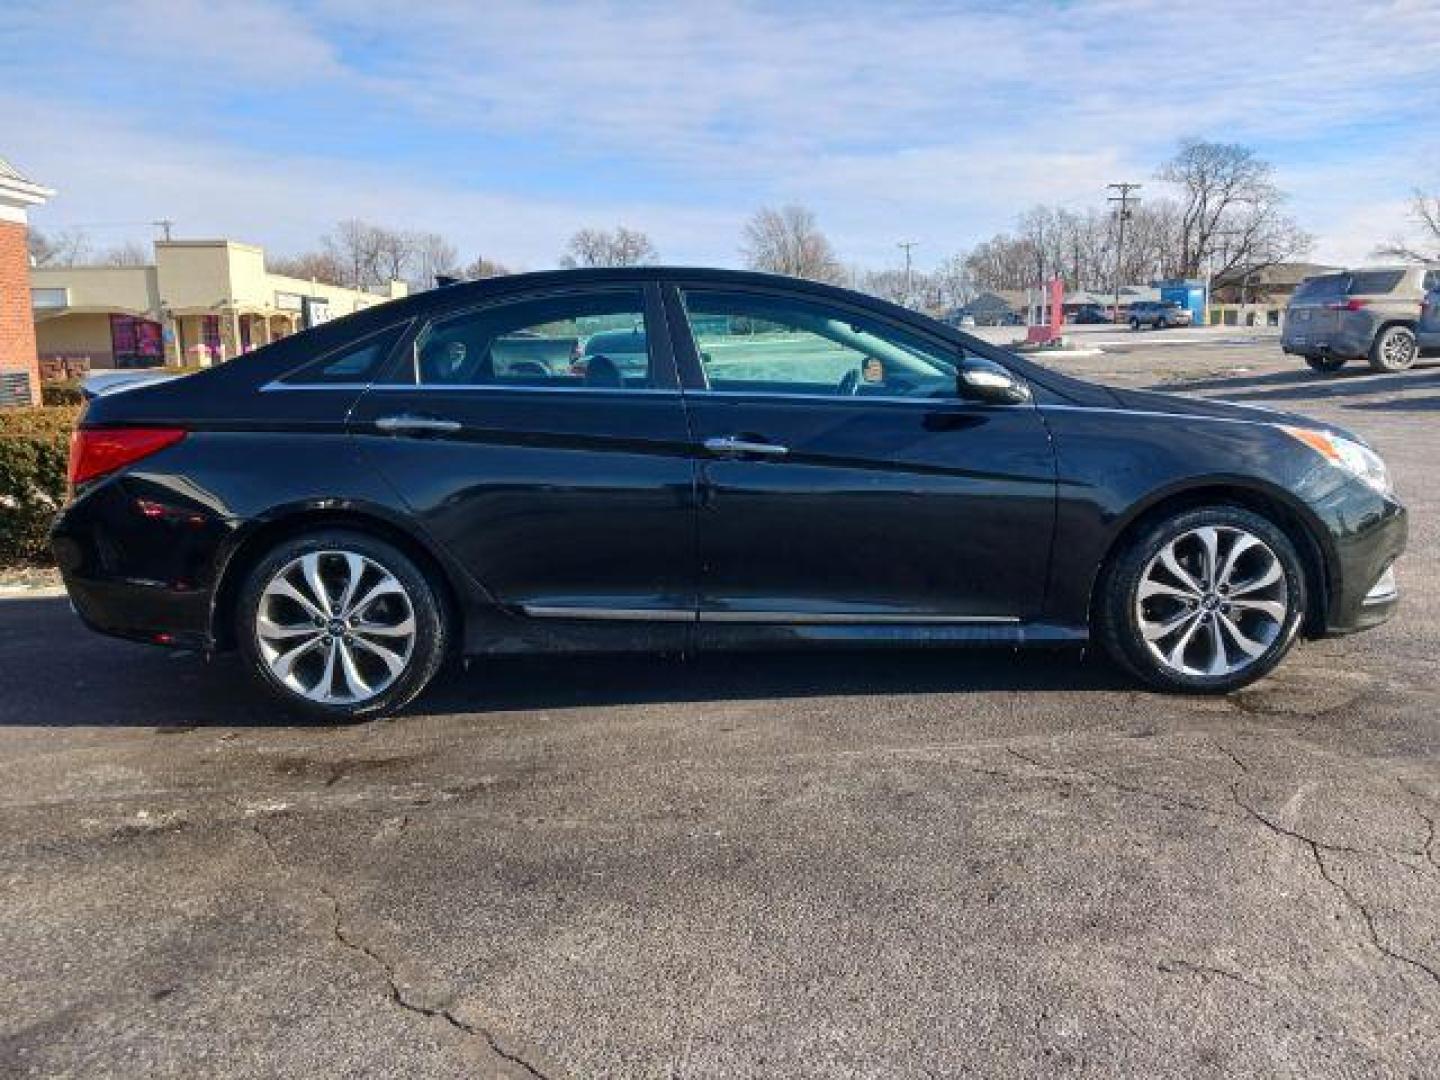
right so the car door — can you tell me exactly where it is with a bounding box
[347,282,697,645]
[664,282,1057,633]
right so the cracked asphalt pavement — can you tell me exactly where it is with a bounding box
[2,330,1438,1078]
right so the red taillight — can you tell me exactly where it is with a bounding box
[1325,298,1369,311]
[69,427,187,487]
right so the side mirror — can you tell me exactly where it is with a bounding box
[957,358,1031,405]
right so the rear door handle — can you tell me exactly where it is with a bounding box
[703,435,789,458]
[374,414,462,435]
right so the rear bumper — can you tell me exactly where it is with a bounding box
[1318,492,1407,636]
[50,476,230,650]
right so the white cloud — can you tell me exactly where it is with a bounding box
[4,0,1439,271]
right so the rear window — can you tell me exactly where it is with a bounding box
[1293,275,1346,301]
[1346,270,1405,295]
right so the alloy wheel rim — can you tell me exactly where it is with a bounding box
[1135,525,1288,678]
[1383,331,1414,367]
[256,551,416,704]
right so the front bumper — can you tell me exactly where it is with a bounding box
[1317,492,1407,636]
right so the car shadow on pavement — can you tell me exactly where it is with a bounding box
[0,597,1128,728]
[1150,364,1440,404]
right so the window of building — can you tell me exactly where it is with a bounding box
[109,314,164,369]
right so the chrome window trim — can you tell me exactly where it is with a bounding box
[261,381,373,392]
[263,381,683,397]
[682,389,1023,407]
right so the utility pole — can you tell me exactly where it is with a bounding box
[897,240,918,307]
[153,218,174,242]
[1107,183,1141,323]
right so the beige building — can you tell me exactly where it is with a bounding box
[31,239,408,371]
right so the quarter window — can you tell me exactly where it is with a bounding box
[680,289,959,398]
[282,323,408,384]
[405,290,657,389]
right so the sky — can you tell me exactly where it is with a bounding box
[2,0,1438,275]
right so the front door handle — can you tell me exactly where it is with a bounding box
[374,414,462,436]
[703,435,789,458]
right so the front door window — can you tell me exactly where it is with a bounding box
[680,289,959,399]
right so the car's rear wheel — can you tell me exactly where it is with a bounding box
[1369,325,1417,373]
[1129,318,1141,331]
[236,530,447,720]
[1304,354,1347,374]
[1097,506,1306,694]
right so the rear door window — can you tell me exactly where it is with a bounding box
[400,289,665,390]
[1346,270,1405,295]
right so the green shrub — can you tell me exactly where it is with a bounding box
[0,405,80,566]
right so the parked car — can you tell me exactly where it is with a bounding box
[1408,283,1440,360]
[1282,265,1440,374]
[1128,301,1193,330]
[576,326,649,379]
[53,268,1406,719]
[1068,305,1110,325]
[958,315,977,329]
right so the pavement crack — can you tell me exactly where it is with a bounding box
[1225,780,1360,855]
[1005,747,1223,817]
[1157,958,1262,991]
[240,811,554,1079]
[1309,845,1440,991]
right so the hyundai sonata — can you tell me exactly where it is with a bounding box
[53,268,1407,719]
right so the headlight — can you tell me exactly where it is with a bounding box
[1280,426,1392,495]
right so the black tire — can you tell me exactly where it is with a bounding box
[1096,506,1307,694]
[1129,318,1141,331]
[1304,354,1347,374]
[236,529,448,721]
[1368,325,1417,373]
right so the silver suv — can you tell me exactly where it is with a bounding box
[1128,300,1193,330]
[1283,265,1440,374]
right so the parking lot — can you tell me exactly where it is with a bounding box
[3,328,1438,1078]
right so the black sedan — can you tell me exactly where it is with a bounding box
[53,268,1407,719]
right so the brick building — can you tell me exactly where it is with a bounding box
[0,157,54,407]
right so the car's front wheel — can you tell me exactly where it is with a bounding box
[236,530,447,720]
[1097,506,1306,693]
[1369,325,1417,373]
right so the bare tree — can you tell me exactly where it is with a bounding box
[28,227,91,267]
[269,249,348,286]
[95,240,151,267]
[323,219,387,288]
[1158,140,1311,279]
[1374,189,1440,262]
[740,205,844,283]
[408,231,459,290]
[463,256,511,279]
[560,226,657,268]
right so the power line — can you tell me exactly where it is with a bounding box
[1107,183,1141,323]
